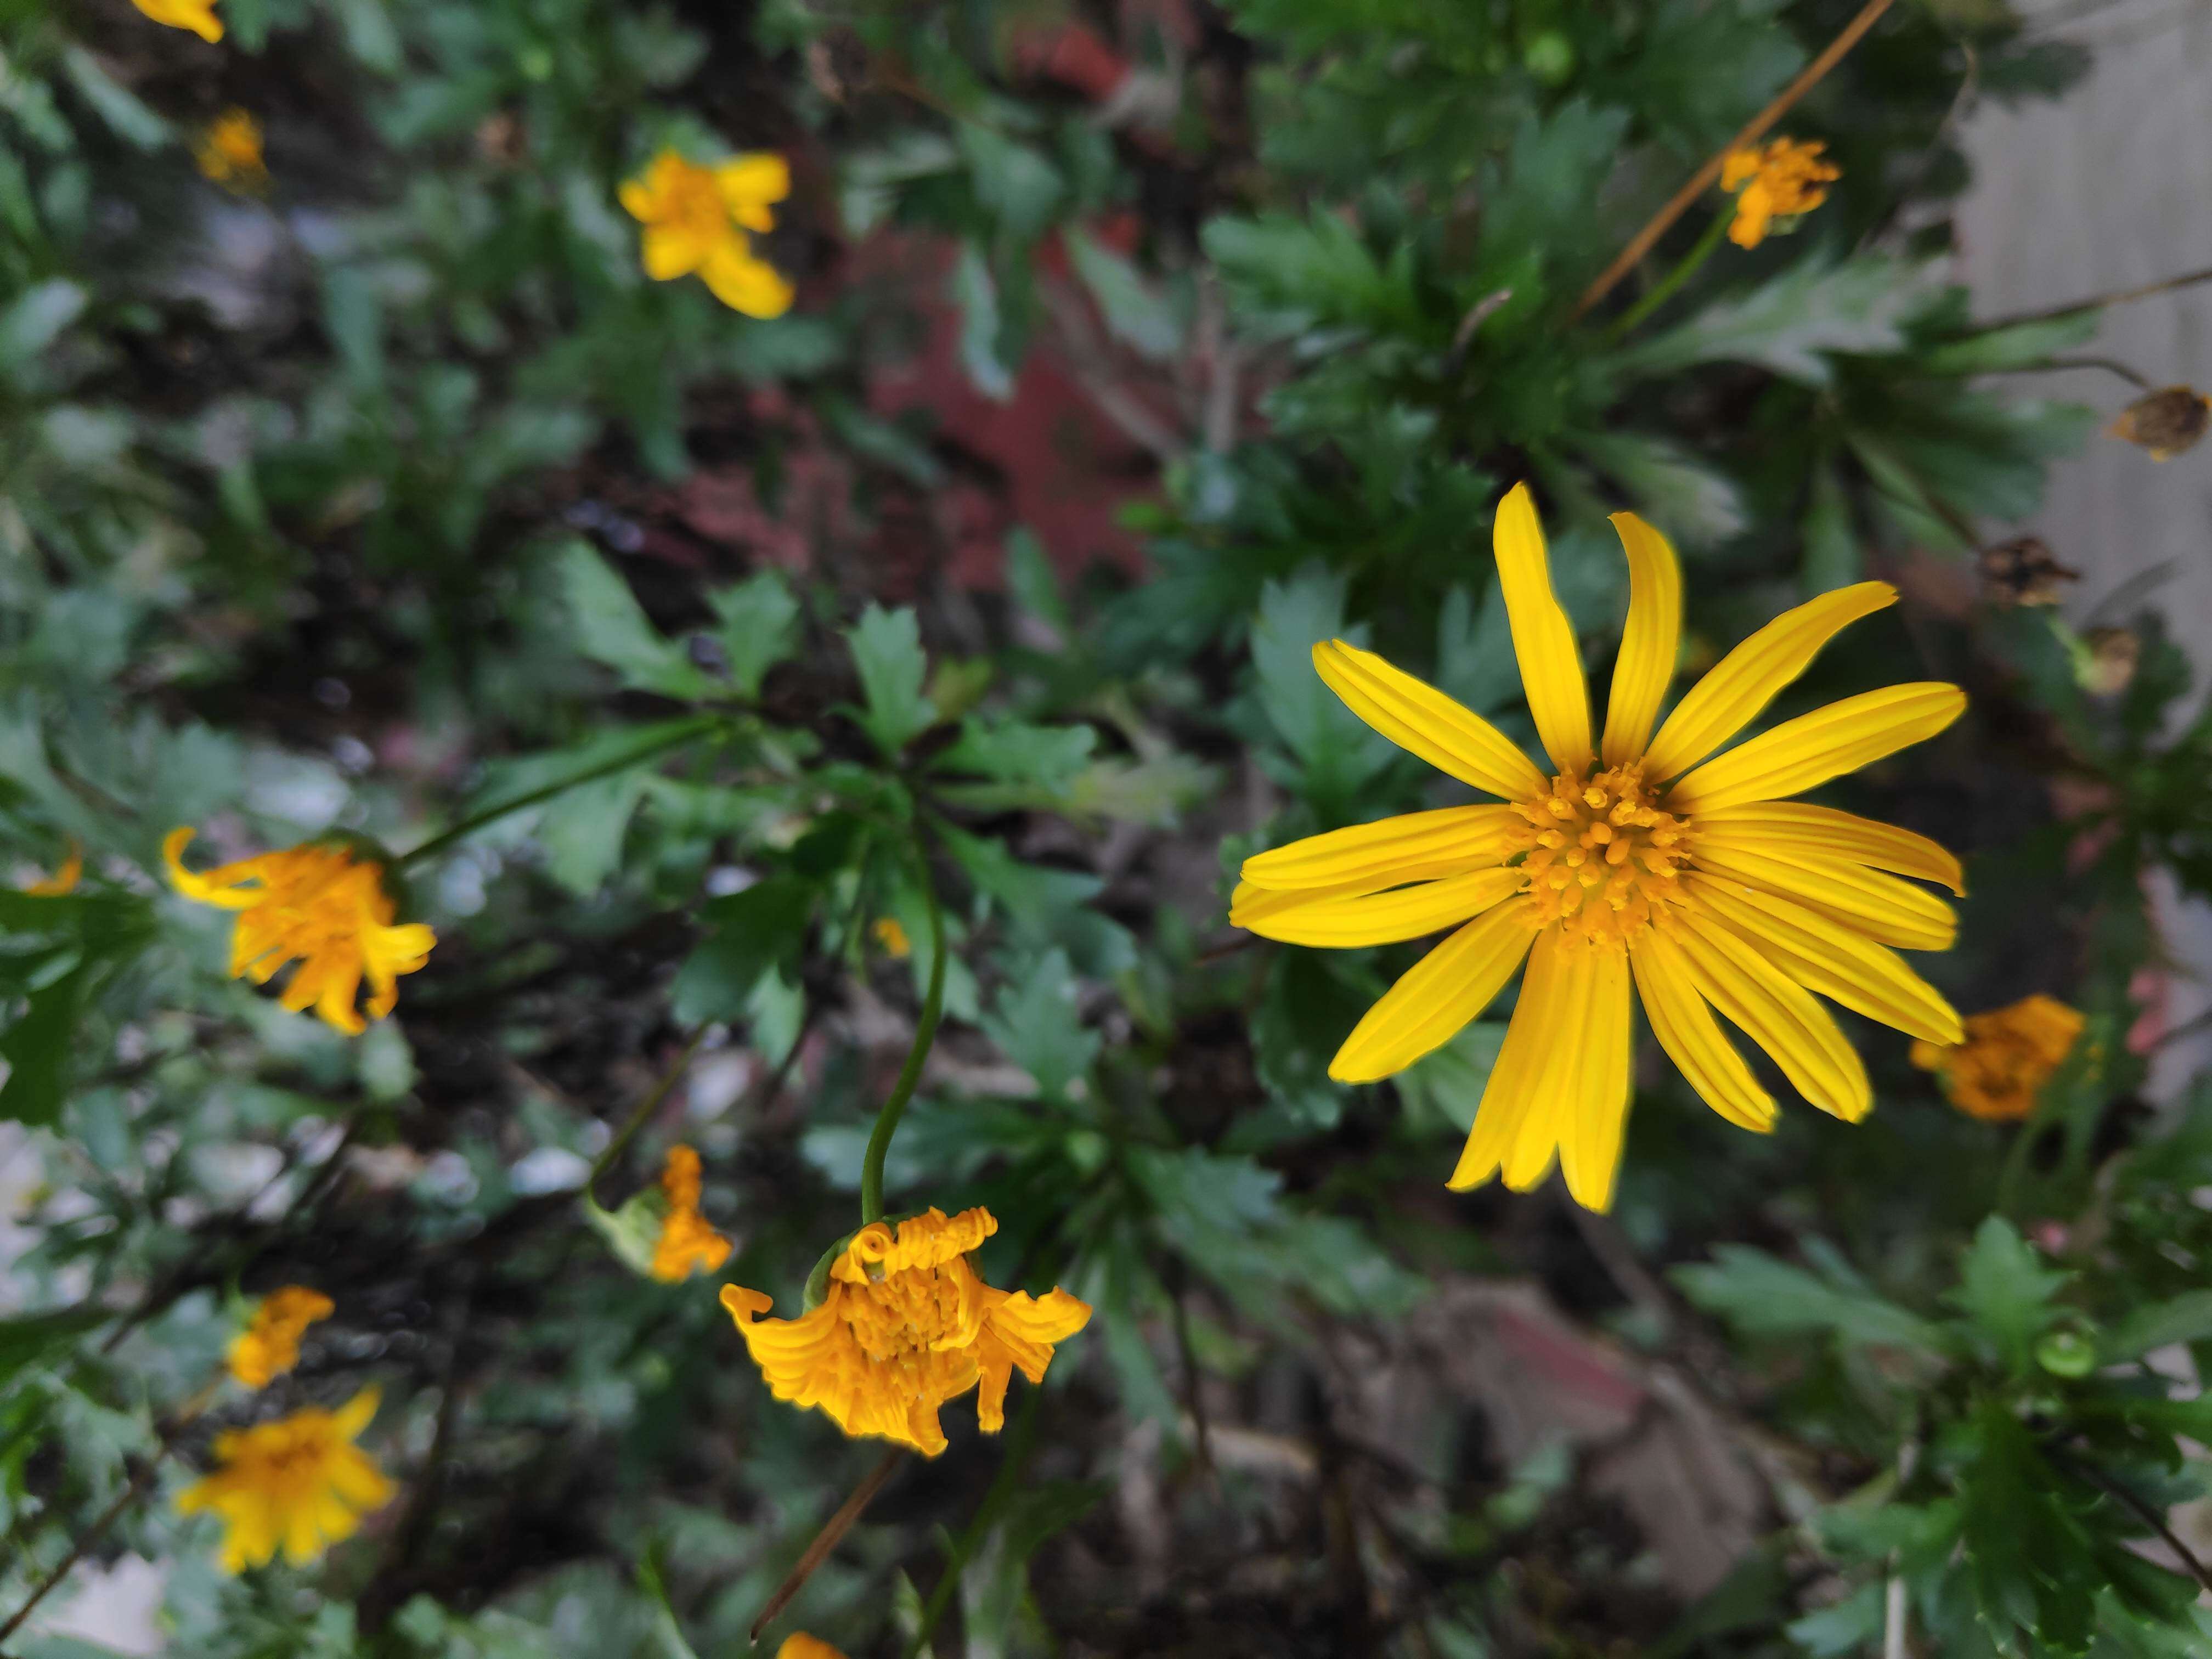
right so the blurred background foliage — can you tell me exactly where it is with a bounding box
[6,0,2212,1654]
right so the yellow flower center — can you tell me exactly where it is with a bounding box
[839,1257,982,1364]
[1507,764,1692,947]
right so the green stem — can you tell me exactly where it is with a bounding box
[585,1029,708,1209]
[859,851,946,1226]
[1607,207,1733,341]
[396,715,718,871]
[906,1386,1039,1658]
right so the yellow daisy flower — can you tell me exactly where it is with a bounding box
[228,1285,335,1389]
[21,842,81,896]
[165,828,436,1036]
[650,1145,732,1282]
[618,149,794,319]
[176,1388,395,1573]
[721,1207,1091,1457]
[131,0,222,41]
[777,1638,849,1659]
[196,109,268,194]
[1911,993,2084,1122]
[1233,483,1967,1211]
[1720,137,1841,249]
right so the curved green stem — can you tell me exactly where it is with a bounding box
[1607,206,1732,341]
[396,715,718,871]
[859,852,946,1226]
[585,1029,708,1209]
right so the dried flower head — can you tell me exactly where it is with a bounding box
[1911,994,2085,1121]
[1978,537,2080,608]
[1720,137,1839,249]
[721,1206,1091,1455]
[2109,386,2210,461]
[2078,625,2141,696]
[176,1389,394,1572]
[228,1286,335,1389]
[1234,484,1967,1211]
[165,828,436,1035]
[619,149,794,319]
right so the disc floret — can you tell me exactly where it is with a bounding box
[1510,764,1692,946]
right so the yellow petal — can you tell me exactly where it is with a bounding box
[1448,927,1567,1189]
[330,1386,381,1440]
[1330,900,1536,1082]
[1690,834,1956,951]
[1240,805,1519,891]
[1667,683,1966,814]
[1234,867,1523,947]
[715,153,791,230]
[1492,483,1592,773]
[1643,583,1896,780]
[1555,944,1634,1212]
[1686,874,1963,1044]
[1692,802,1964,896]
[617,178,657,221]
[1503,936,1585,1192]
[1600,512,1682,768]
[703,246,794,318]
[641,225,702,280]
[1628,930,1776,1132]
[1312,640,1548,801]
[1668,917,1871,1121]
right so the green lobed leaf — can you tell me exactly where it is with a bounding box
[844,604,939,757]
[556,541,718,702]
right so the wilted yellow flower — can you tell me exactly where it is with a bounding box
[227,1286,334,1389]
[618,149,794,318]
[1911,994,2084,1122]
[1720,137,1840,249]
[21,842,81,896]
[2109,385,2210,461]
[650,1145,732,1282]
[776,1638,848,1659]
[1234,484,1967,1211]
[176,1388,394,1572]
[872,916,911,958]
[165,828,436,1036]
[196,109,268,194]
[721,1206,1091,1456]
[131,0,222,40]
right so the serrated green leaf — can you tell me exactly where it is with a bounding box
[1920,308,2102,376]
[669,875,815,1025]
[1673,1244,1951,1358]
[979,947,1098,1102]
[1066,227,1184,360]
[1612,256,1944,387]
[934,718,1096,787]
[1947,1216,2069,1376]
[557,541,717,701]
[707,570,800,698]
[844,603,938,757]
[2104,1289,2212,1363]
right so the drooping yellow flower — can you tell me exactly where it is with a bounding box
[650,1144,732,1282]
[1233,484,1967,1211]
[227,1286,334,1390]
[1720,137,1840,249]
[131,0,222,40]
[872,916,911,958]
[721,1207,1091,1456]
[1911,994,2084,1122]
[776,1638,849,1659]
[618,149,794,319]
[165,828,436,1036]
[196,109,268,194]
[176,1389,394,1573]
[21,842,81,896]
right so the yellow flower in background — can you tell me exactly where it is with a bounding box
[131,0,222,40]
[1720,137,1841,249]
[1912,994,2085,1122]
[176,1388,394,1572]
[165,828,436,1036]
[1233,483,1967,1211]
[21,842,81,896]
[228,1286,334,1389]
[721,1207,1091,1456]
[650,1145,732,1282]
[776,1638,849,1659]
[872,916,911,958]
[196,109,268,194]
[618,149,794,319]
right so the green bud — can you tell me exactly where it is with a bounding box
[2035,1326,2097,1379]
[1523,31,1575,86]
